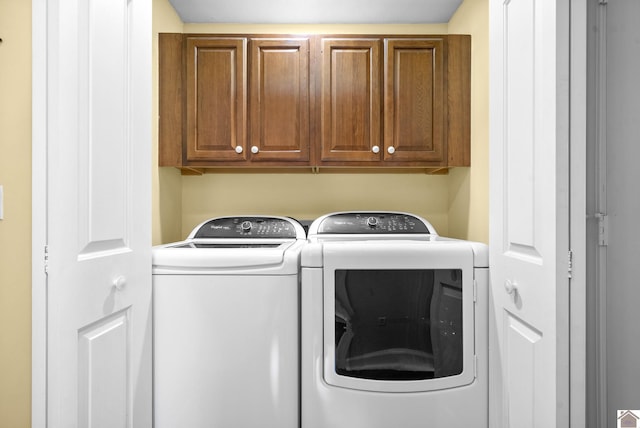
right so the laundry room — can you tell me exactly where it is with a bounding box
[4,0,640,425]
[149,2,490,425]
[151,0,490,246]
[3,0,491,426]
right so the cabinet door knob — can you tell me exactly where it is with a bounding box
[235,146,243,154]
[251,146,259,154]
[387,146,395,154]
[371,145,380,154]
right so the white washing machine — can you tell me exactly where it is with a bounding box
[301,212,488,428]
[152,216,305,428]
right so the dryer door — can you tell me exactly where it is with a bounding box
[322,241,476,393]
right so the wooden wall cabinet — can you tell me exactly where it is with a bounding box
[249,38,310,163]
[318,38,382,163]
[159,34,311,169]
[185,37,247,162]
[159,33,470,172]
[384,38,446,163]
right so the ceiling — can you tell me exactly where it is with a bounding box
[169,0,464,24]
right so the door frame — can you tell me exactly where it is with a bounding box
[32,0,48,425]
[569,1,588,428]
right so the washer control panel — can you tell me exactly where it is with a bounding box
[316,212,432,234]
[193,216,302,239]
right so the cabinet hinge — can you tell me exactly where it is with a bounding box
[44,245,49,274]
[595,213,609,246]
[567,250,573,279]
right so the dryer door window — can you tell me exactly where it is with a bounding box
[321,241,476,393]
[334,269,463,382]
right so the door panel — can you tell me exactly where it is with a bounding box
[249,38,310,162]
[319,38,381,162]
[78,0,130,257]
[44,0,152,426]
[384,38,444,162]
[504,314,541,428]
[504,0,536,251]
[489,0,570,427]
[186,37,247,161]
[78,310,130,428]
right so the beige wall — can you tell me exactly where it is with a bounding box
[153,0,185,245]
[0,1,32,427]
[153,3,489,243]
[447,0,489,243]
[181,172,451,236]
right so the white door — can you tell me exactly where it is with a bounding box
[32,0,152,426]
[489,0,571,427]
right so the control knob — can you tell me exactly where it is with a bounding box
[241,221,252,232]
[366,217,379,228]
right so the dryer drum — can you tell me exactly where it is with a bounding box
[334,269,463,381]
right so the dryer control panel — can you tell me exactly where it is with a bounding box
[193,216,302,239]
[315,212,432,234]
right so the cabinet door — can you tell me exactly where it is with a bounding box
[186,37,247,161]
[249,38,310,162]
[384,38,445,163]
[319,38,382,162]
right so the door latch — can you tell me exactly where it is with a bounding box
[595,213,608,246]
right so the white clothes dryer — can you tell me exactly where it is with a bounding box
[301,212,488,428]
[152,216,305,428]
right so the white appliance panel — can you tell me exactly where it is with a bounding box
[153,215,304,428]
[301,266,489,428]
[154,274,299,428]
[301,211,488,428]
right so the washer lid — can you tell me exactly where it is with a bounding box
[152,240,303,270]
[153,216,305,272]
[308,211,437,236]
[188,216,306,240]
